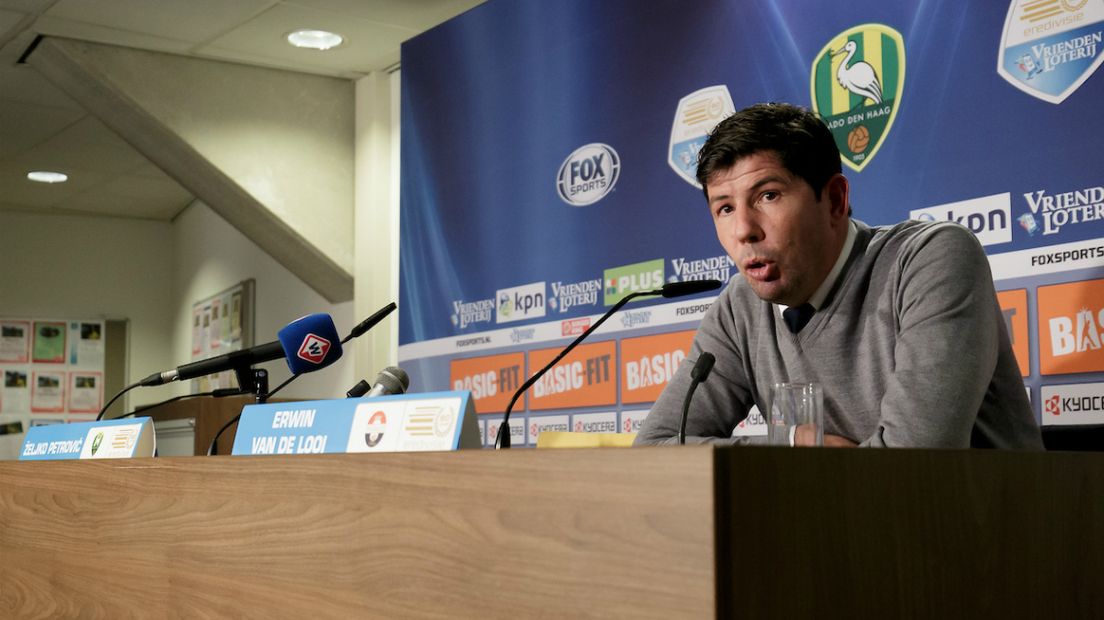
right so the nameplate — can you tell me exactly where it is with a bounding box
[20,418,156,461]
[231,391,480,456]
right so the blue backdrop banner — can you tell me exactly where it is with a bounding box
[399,0,1104,446]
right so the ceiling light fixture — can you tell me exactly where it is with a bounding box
[27,171,68,184]
[286,29,344,51]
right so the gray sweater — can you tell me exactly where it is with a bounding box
[635,220,1043,449]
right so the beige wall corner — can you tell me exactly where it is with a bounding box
[26,36,355,303]
[353,70,400,381]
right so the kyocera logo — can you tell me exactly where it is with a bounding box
[1041,383,1104,424]
[557,143,621,206]
[909,193,1012,246]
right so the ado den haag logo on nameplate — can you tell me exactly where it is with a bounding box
[810,24,906,172]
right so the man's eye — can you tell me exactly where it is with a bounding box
[761,191,780,202]
[716,205,733,216]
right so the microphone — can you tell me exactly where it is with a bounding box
[267,301,400,400]
[679,352,715,445]
[494,279,722,449]
[346,367,409,398]
[139,313,342,386]
[661,279,724,298]
[348,302,396,340]
[366,366,410,397]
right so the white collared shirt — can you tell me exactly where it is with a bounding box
[777,220,858,318]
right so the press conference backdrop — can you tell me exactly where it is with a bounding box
[398,0,1104,447]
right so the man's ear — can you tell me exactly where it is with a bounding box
[824,173,850,221]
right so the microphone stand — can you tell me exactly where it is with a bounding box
[494,280,721,449]
[232,366,270,404]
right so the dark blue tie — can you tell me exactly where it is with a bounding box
[783,303,815,334]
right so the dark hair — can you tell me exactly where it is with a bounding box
[696,103,842,200]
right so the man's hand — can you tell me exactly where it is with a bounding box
[795,424,857,447]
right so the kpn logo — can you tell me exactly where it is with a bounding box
[604,259,664,306]
[557,143,620,206]
[496,281,547,324]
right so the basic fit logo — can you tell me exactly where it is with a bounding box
[603,259,664,306]
[1040,382,1104,425]
[557,143,620,206]
[909,193,1013,246]
[997,0,1104,104]
[496,281,546,324]
[621,331,695,404]
[997,288,1031,376]
[450,352,525,414]
[810,23,906,172]
[1037,278,1104,375]
[529,340,616,411]
[297,334,331,364]
[1018,184,1104,237]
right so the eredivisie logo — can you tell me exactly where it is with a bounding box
[810,23,906,172]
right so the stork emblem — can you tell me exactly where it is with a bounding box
[833,40,883,106]
[810,24,906,172]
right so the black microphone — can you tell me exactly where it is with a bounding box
[139,313,341,386]
[679,352,715,445]
[494,279,722,449]
[661,279,724,298]
[347,302,397,340]
[140,341,285,386]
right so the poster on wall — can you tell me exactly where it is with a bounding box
[0,321,29,363]
[190,280,254,394]
[398,0,1104,446]
[0,317,109,456]
[32,321,66,363]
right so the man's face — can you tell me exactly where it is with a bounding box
[706,151,847,306]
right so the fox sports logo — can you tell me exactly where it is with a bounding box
[557,143,620,206]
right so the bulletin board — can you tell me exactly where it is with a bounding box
[0,317,127,458]
[189,280,255,393]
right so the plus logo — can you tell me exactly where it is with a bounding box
[297,334,331,364]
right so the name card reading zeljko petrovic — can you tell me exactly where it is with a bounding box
[230,391,480,456]
[20,417,156,461]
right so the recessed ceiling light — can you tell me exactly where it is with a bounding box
[27,171,68,184]
[286,29,344,51]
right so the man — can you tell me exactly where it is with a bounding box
[635,103,1042,448]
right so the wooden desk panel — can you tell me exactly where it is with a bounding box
[0,448,715,618]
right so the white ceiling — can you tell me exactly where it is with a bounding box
[0,0,484,221]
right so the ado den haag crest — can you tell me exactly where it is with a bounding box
[810,24,906,172]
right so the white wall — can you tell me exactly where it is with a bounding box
[0,209,175,410]
[171,201,356,400]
